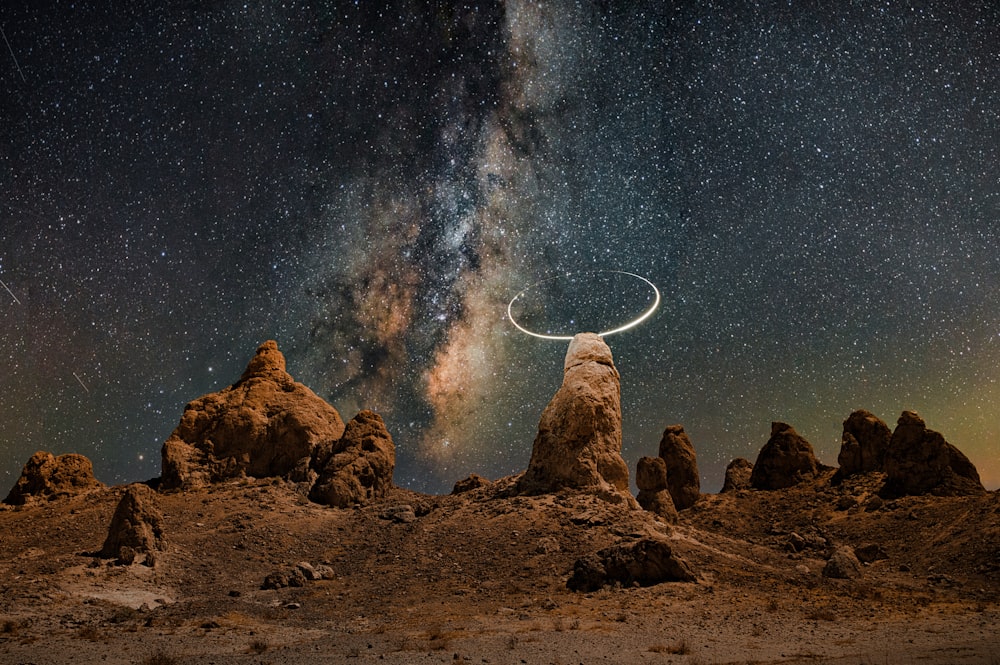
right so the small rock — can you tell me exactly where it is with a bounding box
[822,546,863,579]
[855,544,888,564]
[285,602,301,610]
[297,561,321,580]
[380,505,417,523]
[836,495,858,511]
[452,474,490,494]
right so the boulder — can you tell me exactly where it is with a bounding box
[837,409,891,478]
[308,410,395,508]
[657,425,701,509]
[750,422,820,490]
[452,474,490,494]
[516,333,632,501]
[720,457,753,493]
[99,484,166,560]
[160,340,346,489]
[881,411,985,497]
[567,538,696,591]
[822,546,863,579]
[635,456,678,523]
[4,451,104,505]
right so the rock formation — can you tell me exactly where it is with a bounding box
[720,457,753,493]
[635,456,678,523]
[516,333,632,502]
[750,422,820,490]
[836,409,891,478]
[881,411,985,497]
[4,451,103,505]
[160,340,346,489]
[567,538,696,591]
[308,410,395,508]
[99,484,166,561]
[657,424,701,509]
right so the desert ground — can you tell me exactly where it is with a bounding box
[1,469,998,665]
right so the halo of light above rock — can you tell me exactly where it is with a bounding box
[506,270,661,340]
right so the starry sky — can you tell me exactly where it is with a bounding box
[2,1,999,495]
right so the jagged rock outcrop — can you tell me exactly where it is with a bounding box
[160,340,346,489]
[836,409,891,478]
[4,451,103,505]
[99,484,166,561]
[308,410,395,508]
[750,422,820,490]
[516,333,632,502]
[881,411,985,497]
[635,456,678,523]
[720,457,753,493]
[657,424,701,509]
[567,538,696,591]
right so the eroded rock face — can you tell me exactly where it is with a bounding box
[308,410,395,508]
[837,410,891,477]
[567,538,696,591]
[635,456,678,523]
[516,333,631,501]
[99,484,166,560]
[720,458,753,493]
[160,340,346,489]
[750,422,820,490]
[882,411,985,497]
[658,425,701,510]
[4,451,103,505]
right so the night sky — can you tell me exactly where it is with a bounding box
[2,1,999,495]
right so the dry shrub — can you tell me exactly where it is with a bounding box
[141,652,178,665]
[248,638,269,654]
[649,639,690,655]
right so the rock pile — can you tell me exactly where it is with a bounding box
[882,411,985,497]
[159,340,395,507]
[634,456,678,523]
[750,422,821,490]
[99,484,166,564]
[836,409,891,478]
[4,451,104,505]
[658,425,701,509]
[516,333,632,502]
[567,537,696,591]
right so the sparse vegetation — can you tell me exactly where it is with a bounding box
[75,625,102,641]
[805,608,837,621]
[140,651,178,665]
[248,638,269,654]
[649,639,691,655]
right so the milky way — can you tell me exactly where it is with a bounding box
[2,2,999,494]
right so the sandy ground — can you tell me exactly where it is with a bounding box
[1,475,998,664]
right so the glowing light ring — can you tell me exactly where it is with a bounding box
[507,270,661,340]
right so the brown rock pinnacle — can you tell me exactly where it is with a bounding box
[516,333,633,502]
